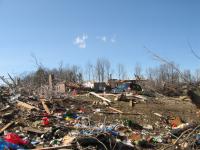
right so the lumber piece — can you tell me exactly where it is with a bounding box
[24,127,47,134]
[98,93,118,97]
[100,112,143,115]
[108,106,123,113]
[0,121,14,134]
[89,92,111,103]
[40,98,51,114]
[16,100,39,110]
[33,145,72,150]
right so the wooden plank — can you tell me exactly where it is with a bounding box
[33,145,72,150]
[24,127,47,134]
[89,92,111,103]
[98,93,118,97]
[109,107,123,113]
[16,100,39,110]
[99,112,143,115]
[40,99,51,114]
[0,121,14,134]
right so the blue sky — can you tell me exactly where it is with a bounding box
[0,0,200,78]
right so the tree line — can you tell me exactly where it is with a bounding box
[19,57,200,96]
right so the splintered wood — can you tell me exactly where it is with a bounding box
[0,121,14,134]
[16,100,39,111]
[40,98,51,114]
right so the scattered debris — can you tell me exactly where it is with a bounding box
[0,77,200,150]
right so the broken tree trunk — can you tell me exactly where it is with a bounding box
[0,76,13,89]
[8,73,17,87]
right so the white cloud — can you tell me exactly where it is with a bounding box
[110,35,116,43]
[96,35,116,43]
[74,34,88,48]
[96,36,107,42]
[101,36,107,42]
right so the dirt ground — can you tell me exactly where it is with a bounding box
[76,94,199,126]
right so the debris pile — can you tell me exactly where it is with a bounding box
[0,77,200,150]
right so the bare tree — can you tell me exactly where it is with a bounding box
[31,53,43,68]
[117,63,126,80]
[29,54,48,88]
[145,67,157,88]
[188,41,200,60]
[146,68,154,81]
[145,47,189,83]
[66,65,83,83]
[157,63,180,84]
[195,69,200,82]
[104,59,111,81]
[134,63,142,79]
[85,61,93,81]
[96,59,102,82]
[96,58,105,82]
[95,58,111,82]
[33,67,48,87]
[183,69,192,83]
[0,76,13,89]
[58,61,64,81]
